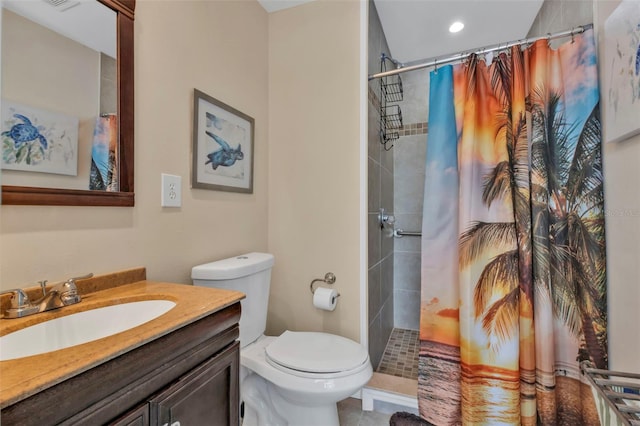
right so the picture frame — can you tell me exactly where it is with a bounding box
[601,0,640,143]
[2,100,79,175]
[192,89,254,193]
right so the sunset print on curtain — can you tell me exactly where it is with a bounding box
[419,29,607,425]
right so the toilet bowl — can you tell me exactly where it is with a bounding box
[241,333,372,425]
[191,253,372,426]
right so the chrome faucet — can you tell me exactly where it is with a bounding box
[1,273,92,319]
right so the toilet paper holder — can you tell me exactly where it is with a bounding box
[310,272,340,297]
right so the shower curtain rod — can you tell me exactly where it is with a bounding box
[368,23,593,81]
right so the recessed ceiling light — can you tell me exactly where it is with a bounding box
[449,21,464,33]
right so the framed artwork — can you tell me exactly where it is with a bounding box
[192,89,254,193]
[1,101,79,175]
[602,0,640,143]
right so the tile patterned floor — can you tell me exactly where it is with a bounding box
[376,328,419,380]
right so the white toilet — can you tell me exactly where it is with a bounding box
[192,252,372,426]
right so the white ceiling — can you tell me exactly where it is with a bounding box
[258,0,544,65]
[3,0,116,58]
[6,0,544,66]
[373,0,544,64]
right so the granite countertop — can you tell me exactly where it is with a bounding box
[0,268,244,408]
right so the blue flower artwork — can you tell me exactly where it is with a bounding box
[1,101,79,175]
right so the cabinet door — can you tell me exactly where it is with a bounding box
[150,342,239,426]
[110,403,149,426]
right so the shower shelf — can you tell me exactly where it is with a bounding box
[381,74,403,103]
[381,105,403,130]
[380,103,402,149]
[378,53,404,150]
[380,129,399,146]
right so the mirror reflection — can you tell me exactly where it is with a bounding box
[1,0,117,191]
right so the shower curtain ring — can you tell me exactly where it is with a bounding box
[571,28,576,44]
[433,59,438,73]
[547,33,552,47]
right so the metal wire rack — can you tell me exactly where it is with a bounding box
[382,104,403,130]
[381,73,403,103]
[581,361,640,426]
[379,54,404,150]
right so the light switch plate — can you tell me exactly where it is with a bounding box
[161,173,181,207]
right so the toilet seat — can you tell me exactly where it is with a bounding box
[264,331,370,379]
[241,334,373,424]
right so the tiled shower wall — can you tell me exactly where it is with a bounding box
[367,1,394,369]
[100,53,117,115]
[369,0,430,341]
[527,0,593,40]
[392,70,428,331]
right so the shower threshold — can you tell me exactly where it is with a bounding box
[362,328,419,412]
[362,372,418,412]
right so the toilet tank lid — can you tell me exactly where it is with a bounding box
[191,252,274,280]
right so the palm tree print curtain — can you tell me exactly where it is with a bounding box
[419,29,607,425]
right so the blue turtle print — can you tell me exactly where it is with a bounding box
[204,131,244,170]
[2,114,48,149]
[635,41,639,76]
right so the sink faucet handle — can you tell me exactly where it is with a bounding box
[56,273,91,305]
[66,273,93,285]
[38,280,48,297]
[54,273,93,291]
[0,289,31,309]
[60,289,81,305]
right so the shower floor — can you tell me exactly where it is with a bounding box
[376,328,419,380]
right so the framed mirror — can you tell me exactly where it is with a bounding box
[1,0,135,206]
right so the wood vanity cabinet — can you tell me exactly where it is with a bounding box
[1,303,241,426]
[150,344,238,426]
[112,342,239,426]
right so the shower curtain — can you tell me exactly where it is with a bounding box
[419,29,607,425]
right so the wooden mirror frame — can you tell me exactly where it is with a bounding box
[1,0,135,207]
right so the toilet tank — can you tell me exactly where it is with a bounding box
[191,252,274,348]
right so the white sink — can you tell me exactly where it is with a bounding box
[0,300,176,361]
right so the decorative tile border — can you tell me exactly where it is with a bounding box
[399,122,428,136]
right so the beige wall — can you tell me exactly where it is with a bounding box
[1,0,364,344]
[267,0,362,342]
[2,10,99,190]
[594,0,640,374]
[1,1,269,288]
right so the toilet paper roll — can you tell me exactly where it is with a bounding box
[313,287,339,311]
